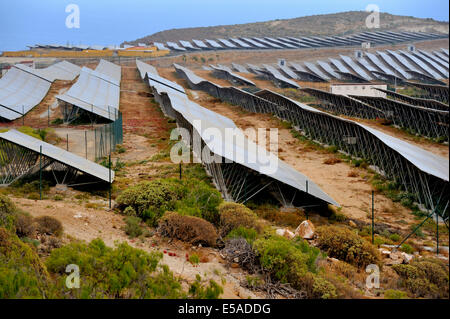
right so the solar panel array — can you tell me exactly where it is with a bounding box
[1,61,81,121]
[56,59,121,122]
[235,48,448,88]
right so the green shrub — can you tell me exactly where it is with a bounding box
[392,259,449,298]
[384,289,409,299]
[253,235,320,289]
[389,233,401,242]
[311,275,338,299]
[35,216,63,237]
[188,274,223,299]
[0,195,17,231]
[225,226,258,244]
[46,238,185,298]
[219,202,262,236]
[400,243,414,254]
[0,228,50,298]
[123,206,137,217]
[116,179,183,225]
[116,178,222,227]
[124,216,143,238]
[189,253,200,265]
[316,225,381,268]
[158,212,218,247]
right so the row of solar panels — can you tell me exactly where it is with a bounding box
[155,31,446,52]
[27,44,144,51]
[0,61,81,121]
[230,48,449,85]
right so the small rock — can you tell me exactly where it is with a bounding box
[378,249,391,257]
[276,228,294,239]
[233,257,239,263]
[294,220,315,239]
[401,252,413,264]
[349,220,357,228]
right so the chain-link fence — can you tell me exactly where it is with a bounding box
[94,111,123,161]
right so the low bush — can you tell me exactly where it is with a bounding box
[116,178,222,226]
[0,228,50,298]
[14,212,35,238]
[35,216,63,237]
[219,202,262,236]
[0,195,18,231]
[316,225,381,268]
[158,212,218,247]
[46,238,186,298]
[124,216,143,238]
[384,289,409,299]
[253,204,304,228]
[392,258,449,299]
[225,226,258,244]
[253,235,321,290]
[188,274,223,299]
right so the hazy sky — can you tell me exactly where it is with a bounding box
[0,0,448,51]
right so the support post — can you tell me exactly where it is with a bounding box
[179,162,182,180]
[39,145,42,200]
[48,105,50,126]
[109,154,112,209]
[22,105,24,126]
[305,180,309,220]
[85,130,87,159]
[436,212,439,255]
[66,134,69,151]
[372,190,375,244]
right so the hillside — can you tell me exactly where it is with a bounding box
[125,11,449,45]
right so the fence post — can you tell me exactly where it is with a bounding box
[109,154,112,209]
[48,105,50,126]
[305,180,309,220]
[39,145,42,200]
[372,190,375,244]
[436,212,439,255]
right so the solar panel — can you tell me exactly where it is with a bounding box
[277,37,308,47]
[376,51,411,79]
[240,38,267,48]
[277,63,299,79]
[231,63,249,73]
[386,50,422,74]
[210,64,255,86]
[0,129,114,183]
[329,58,351,73]
[365,52,395,76]
[204,39,224,49]
[412,51,449,78]
[166,42,186,51]
[179,40,199,50]
[340,55,373,81]
[217,38,237,48]
[316,60,340,79]
[229,38,252,48]
[252,38,283,49]
[285,37,316,47]
[433,50,449,63]
[153,42,169,51]
[441,48,449,57]
[263,37,298,49]
[418,50,449,69]
[398,50,442,80]
[303,62,331,81]
[263,64,300,88]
